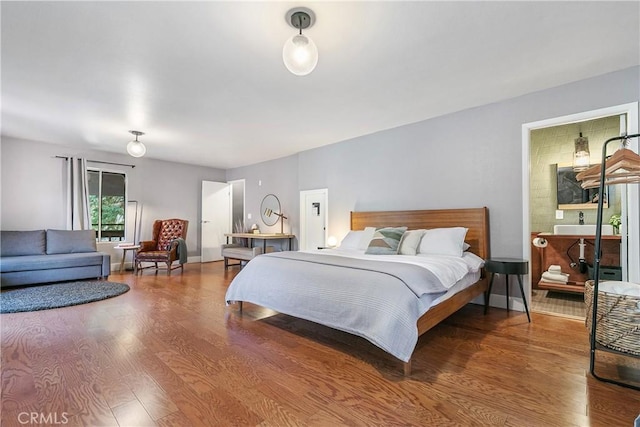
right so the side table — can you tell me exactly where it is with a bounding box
[484,258,530,322]
[115,244,140,274]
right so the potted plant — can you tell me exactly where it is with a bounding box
[609,214,621,234]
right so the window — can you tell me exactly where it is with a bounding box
[88,170,127,242]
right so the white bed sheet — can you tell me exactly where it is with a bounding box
[226,249,484,362]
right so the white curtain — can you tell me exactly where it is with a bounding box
[66,157,91,230]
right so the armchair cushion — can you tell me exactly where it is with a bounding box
[156,220,187,250]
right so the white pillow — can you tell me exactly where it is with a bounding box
[398,229,426,255]
[358,227,377,250]
[418,227,469,257]
[462,252,485,272]
[339,231,363,249]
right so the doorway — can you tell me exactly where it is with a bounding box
[201,181,230,262]
[299,189,328,251]
[522,103,640,318]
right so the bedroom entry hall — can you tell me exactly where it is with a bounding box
[525,103,639,320]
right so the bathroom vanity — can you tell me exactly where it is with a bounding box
[531,232,621,293]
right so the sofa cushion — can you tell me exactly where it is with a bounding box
[0,230,46,257]
[0,252,105,273]
[46,230,97,254]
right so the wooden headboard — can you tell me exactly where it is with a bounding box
[350,207,490,261]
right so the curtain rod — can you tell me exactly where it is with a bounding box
[55,156,135,168]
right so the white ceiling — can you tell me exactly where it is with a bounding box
[2,1,639,169]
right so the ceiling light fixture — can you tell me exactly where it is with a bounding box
[283,7,318,76]
[573,132,590,171]
[126,130,146,158]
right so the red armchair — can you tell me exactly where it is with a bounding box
[135,219,188,275]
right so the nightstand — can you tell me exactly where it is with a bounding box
[484,258,530,322]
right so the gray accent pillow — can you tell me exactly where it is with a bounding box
[365,226,407,255]
[0,230,46,256]
[46,229,97,254]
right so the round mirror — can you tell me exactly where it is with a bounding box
[260,194,281,226]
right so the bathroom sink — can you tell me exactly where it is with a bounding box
[553,224,614,235]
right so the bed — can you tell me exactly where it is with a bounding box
[225,207,490,375]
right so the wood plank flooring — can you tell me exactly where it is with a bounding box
[2,262,640,426]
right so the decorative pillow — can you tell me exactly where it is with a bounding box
[0,230,46,257]
[358,227,377,250]
[364,226,407,255]
[398,229,426,255]
[339,230,363,249]
[46,229,97,254]
[418,227,469,257]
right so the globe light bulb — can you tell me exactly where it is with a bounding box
[127,140,146,157]
[283,34,318,76]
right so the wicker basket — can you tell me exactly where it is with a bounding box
[584,280,640,356]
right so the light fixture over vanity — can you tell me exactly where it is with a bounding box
[573,132,590,171]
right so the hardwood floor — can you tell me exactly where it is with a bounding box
[2,262,639,426]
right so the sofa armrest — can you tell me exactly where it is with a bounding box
[101,253,111,277]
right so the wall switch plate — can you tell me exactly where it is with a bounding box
[555,210,564,220]
[247,213,252,219]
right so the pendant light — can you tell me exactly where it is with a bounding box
[127,130,146,158]
[573,132,590,171]
[283,8,318,76]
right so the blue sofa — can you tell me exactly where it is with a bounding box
[0,229,110,287]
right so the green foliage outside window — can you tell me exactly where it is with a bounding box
[88,170,126,241]
[90,195,125,238]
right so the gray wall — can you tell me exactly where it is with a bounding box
[0,136,226,261]
[2,67,638,267]
[227,155,299,250]
[227,66,640,259]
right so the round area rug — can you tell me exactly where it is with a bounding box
[1,281,130,314]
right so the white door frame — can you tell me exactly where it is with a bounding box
[299,188,328,251]
[522,102,640,304]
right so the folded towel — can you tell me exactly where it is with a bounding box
[541,278,570,285]
[542,271,569,283]
[548,265,562,273]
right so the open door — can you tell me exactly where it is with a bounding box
[201,181,230,262]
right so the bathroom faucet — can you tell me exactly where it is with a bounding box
[579,211,584,225]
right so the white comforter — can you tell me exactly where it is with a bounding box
[225,249,484,362]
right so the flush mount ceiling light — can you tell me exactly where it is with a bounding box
[573,132,590,171]
[126,130,146,158]
[283,7,318,76]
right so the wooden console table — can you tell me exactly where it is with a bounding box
[224,233,295,252]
